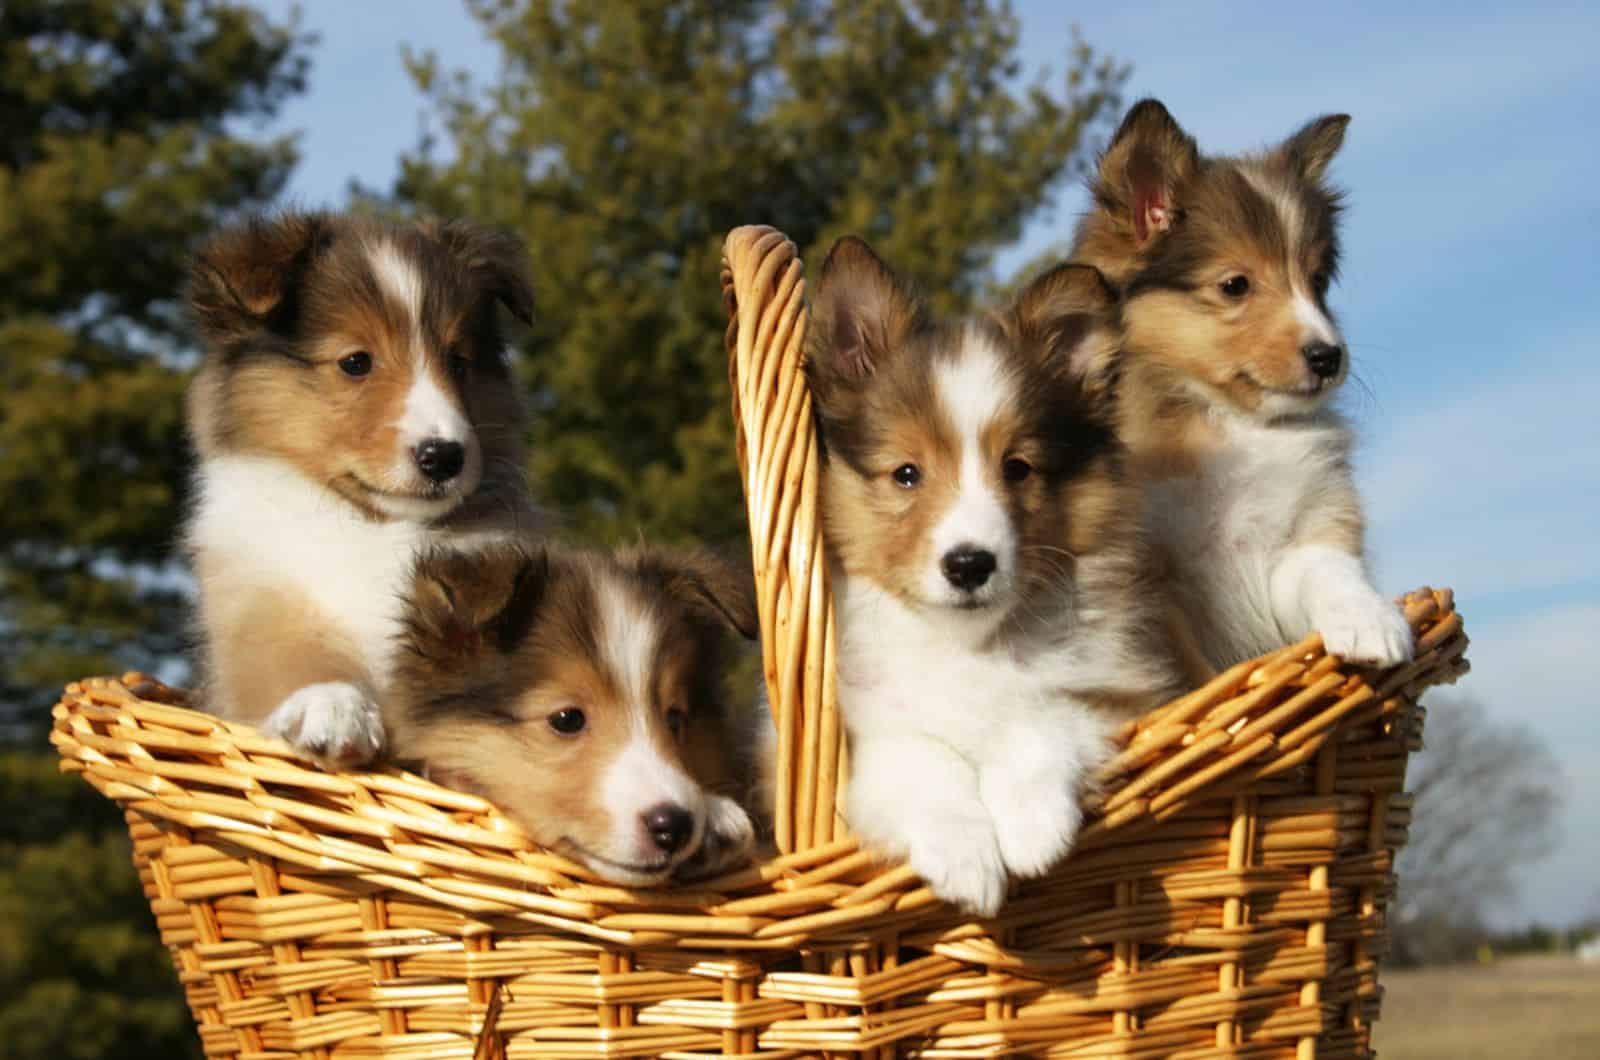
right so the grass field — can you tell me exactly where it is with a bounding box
[1376,955,1600,1059]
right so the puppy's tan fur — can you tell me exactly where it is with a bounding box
[388,543,761,884]
[184,212,538,759]
[1072,100,1412,678]
[802,238,1182,914]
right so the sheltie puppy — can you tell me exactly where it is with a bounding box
[806,237,1182,915]
[184,211,538,765]
[388,542,760,884]
[1072,100,1414,678]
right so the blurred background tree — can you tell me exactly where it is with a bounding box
[0,1,308,1056]
[0,754,202,1059]
[0,0,309,738]
[1391,695,1564,966]
[391,0,1125,544]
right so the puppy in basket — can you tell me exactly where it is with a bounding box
[388,542,762,884]
[805,237,1183,915]
[1072,100,1414,679]
[184,211,538,765]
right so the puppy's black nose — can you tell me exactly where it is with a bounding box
[942,547,997,591]
[1302,342,1344,381]
[642,803,695,855]
[414,439,465,482]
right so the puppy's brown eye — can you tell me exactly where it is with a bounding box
[1312,270,1332,295]
[338,351,373,377]
[446,352,469,382]
[1220,275,1250,298]
[665,706,688,742]
[1002,457,1033,483]
[892,464,921,488]
[548,707,586,735]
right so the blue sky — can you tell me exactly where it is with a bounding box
[251,1,1597,925]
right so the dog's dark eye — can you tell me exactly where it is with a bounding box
[1219,275,1251,299]
[338,351,373,377]
[892,464,921,488]
[665,706,688,742]
[446,352,469,382]
[1312,270,1332,296]
[1002,457,1033,483]
[548,707,586,735]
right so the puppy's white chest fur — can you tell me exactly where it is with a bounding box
[836,581,1084,743]
[1144,411,1371,665]
[834,577,1116,915]
[190,455,430,682]
[189,453,522,765]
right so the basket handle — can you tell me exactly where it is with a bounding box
[721,226,845,855]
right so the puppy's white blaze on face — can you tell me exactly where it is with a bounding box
[598,575,658,708]
[1243,167,1303,244]
[601,727,705,867]
[365,239,482,498]
[1243,165,1344,356]
[925,333,1017,604]
[393,370,481,495]
[368,239,426,349]
[595,577,704,866]
[400,372,473,449]
[1291,288,1341,349]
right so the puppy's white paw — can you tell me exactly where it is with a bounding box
[675,795,756,881]
[984,776,1083,880]
[905,817,1008,917]
[1316,594,1414,667]
[263,682,385,766]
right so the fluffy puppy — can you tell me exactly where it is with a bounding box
[184,211,538,764]
[806,237,1182,915]
[389,542,761,884]
[1073,100,1414,677]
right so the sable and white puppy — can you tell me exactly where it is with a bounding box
[184,211,538,764]
[806,238,1182,915]
[389,543,760,884]
[1073,100,1414,678]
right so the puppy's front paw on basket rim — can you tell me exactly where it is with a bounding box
[47,223,1470,1058]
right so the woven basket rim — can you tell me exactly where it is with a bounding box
[50,580,1466,951]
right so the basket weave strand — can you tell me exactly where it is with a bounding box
[49,223,1468,1058]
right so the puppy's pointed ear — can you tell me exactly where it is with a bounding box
[806,236,923,385]
[405,544,549,662]
[1095,99,1199,245]
[187,211,334,347]
[630,548,759,641]
[1281,114,1350,183]
[1008,263,1120,403]
[433,219,535,326]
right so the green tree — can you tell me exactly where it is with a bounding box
[393,0,1125,546]
[0,3,309,1056]
[0,754,202,1059]
[0,0,308,738]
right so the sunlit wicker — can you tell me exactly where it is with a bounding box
[51,224,1468,1058]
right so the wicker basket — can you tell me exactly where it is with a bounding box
[51,225,1469,1059]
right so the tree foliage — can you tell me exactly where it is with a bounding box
[0,753,202,1059]
[0,3,308,1056]
[0,0,309,737]
[393,0,1125,545]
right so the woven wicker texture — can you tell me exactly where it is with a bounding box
[50,224,1469,1059]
